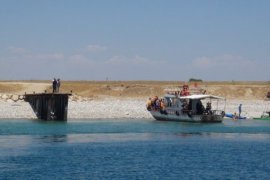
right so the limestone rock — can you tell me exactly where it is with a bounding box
[19,95,25,100]
[2,94,9,100]
[7,99,14,103]
[12,95,19,102]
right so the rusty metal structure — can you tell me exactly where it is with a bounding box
[24,93,72,121]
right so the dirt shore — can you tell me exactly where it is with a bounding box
[0,80,269,100]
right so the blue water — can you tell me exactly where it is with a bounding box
[1,118,270,179]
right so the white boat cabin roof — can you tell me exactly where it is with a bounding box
[164,94,225,100]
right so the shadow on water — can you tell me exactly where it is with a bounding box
[38,134,67,143]
[32,119,67,124]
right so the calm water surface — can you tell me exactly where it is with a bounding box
[1,118,270,179]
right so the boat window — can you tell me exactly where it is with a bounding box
[175,99,182,108]
[166,97,181,107]
[164,97,172,107]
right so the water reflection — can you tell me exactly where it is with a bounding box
[33,119,68,125]
[175,132,205,138]
[38,135,67,143]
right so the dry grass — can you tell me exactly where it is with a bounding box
[59,81,169,99]
[44,81,270,100]
[0,83,24,93]
[0,80,270,100]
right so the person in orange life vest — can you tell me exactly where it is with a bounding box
[146,98,152,110]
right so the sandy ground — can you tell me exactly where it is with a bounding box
[0,81,50,94]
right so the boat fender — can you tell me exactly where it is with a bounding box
[164,110,168,115]
[175,111,179,116]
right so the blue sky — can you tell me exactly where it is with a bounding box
[0,0,269,81]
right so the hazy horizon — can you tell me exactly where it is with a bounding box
[0,79,269,84]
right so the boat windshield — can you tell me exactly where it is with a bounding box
[164,96,182,108]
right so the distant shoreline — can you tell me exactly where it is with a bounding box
[0,81,268,119]
[0,97,266,119]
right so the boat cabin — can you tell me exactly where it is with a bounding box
[163,94,224,115]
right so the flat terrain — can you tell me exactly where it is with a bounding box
[0,80,269,100]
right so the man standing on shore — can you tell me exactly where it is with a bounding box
[52,78,57,93]
[238,104,242,117]
[57,78,61,92]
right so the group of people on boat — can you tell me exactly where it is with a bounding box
[147,85,191,111]
[146,96,165,111]
[196,101,212,115]
[146,84,213,116]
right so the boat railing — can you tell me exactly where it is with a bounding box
[209,110,225,116]
[164,87,206,95]
[189,88,206,94]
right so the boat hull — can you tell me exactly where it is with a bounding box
[150,110,223,123]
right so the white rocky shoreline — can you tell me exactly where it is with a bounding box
[0,93,267,119]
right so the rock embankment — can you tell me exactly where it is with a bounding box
[0,93,25,103]
[0,93,152,119]
[0,93,36,119]
[0,93,92,103]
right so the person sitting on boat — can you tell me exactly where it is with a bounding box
[206,102,212,114]
[160,99,165,110]
[151,96,158,107]
[167,98,172,107]
[146,98,152,111]
[233,112,238,120]
[154,98,161,110]
[196,100,205,115]
[180,85,190,96]
[181,100,189,113]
